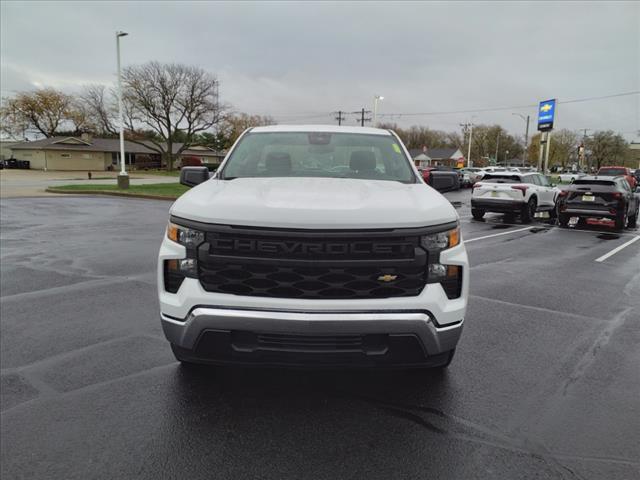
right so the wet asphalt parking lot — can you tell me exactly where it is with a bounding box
[1,191,639,480]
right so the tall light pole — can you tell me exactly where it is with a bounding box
[512,113,530,167]
[116,31,129,189]
[373,95,384,126]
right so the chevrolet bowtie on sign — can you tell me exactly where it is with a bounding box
[537,98,556,131]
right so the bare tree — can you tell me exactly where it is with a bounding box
[121,62,225,169]
[586,130,628,170]
[0,88,73,138]
[80,85,118,136]
[215,113,276,149]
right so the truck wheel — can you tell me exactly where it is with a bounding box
[471,208,485,220]
[521,197,537,223]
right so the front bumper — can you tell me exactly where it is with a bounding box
[158,235,468,367]
[471,198,525,213]
[162,308,462,367]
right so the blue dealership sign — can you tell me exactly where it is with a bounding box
[537,99,556,131]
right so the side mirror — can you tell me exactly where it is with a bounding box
[180,166,210,187]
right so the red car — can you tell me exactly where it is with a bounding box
[596,166,637,189]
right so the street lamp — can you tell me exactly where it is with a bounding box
[512,113,530,167]
[505,150,510,166]
[116,31,129,189]
[373,95,384,126]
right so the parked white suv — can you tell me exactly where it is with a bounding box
[158,125,469,369]
[471,172,558,222]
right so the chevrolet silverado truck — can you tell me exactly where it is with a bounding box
[158,125,468,369]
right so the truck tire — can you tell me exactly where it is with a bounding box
[471,208,485,220]
[558,213,570,228]
[521,197,537,223]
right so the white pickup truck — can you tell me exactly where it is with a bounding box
[158,125,469,370]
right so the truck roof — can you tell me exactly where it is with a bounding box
[250,124,392,135]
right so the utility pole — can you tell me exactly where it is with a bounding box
[460,121,475,167]
[512,113,530,167]
[333,111,346,126]
[495,131,500,165]
[579,128,591,171]
[352,108,371,127]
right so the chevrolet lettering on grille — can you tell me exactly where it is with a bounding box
[210,238,414,256]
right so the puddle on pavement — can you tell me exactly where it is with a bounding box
[450,201,462,209]
[491,224,511,230]
[529,227,550,233]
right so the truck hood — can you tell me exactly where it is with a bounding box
[170,177,458,229]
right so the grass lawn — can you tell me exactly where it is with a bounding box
[135,169,181,176]
[49,182,190,198]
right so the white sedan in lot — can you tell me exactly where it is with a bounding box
[558,171,586,183]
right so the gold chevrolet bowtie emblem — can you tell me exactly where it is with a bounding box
[377,274,398,282]
[540,103,552,112]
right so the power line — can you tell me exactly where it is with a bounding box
[376,91,640,118]
[333,110,346,125]
[251,90,639,126]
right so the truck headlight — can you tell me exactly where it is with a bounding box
[422,226,463,299]
[167,222,205,248]
[420,226,460,251]
[164,223,204,291]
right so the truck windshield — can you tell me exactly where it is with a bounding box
[220,131,417,183]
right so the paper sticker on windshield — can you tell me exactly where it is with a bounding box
[392,143,402,153]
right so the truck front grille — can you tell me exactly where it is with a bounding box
[196,226,429,299]
[199,262,426,299]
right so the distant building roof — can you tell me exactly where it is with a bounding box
[10,136,225,157]
[407,147,462,160]
[426,148,463,160]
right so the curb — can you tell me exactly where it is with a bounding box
[45,188,179,201]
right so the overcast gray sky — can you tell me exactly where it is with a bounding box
[1,1,638,140]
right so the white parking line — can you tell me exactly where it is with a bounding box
[594,235,640,263]
[464,226,533,244]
